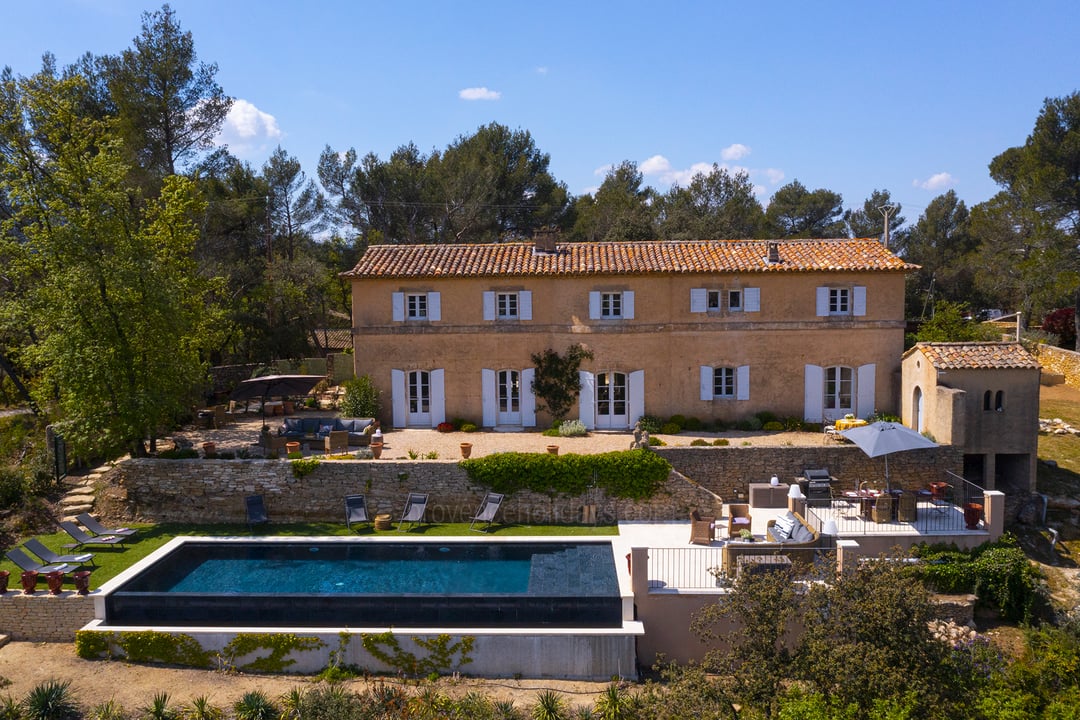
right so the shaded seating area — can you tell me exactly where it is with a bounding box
[58,521,126,550]
[23,538,94,568]
[398,492,429,531]
[469,492,504,532]
[345,494,370,531]
[5,547,74,576]
[245,495,269,530]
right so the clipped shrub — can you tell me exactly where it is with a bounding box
[648,436,664,446]
[436,422,455,433]
[557,419,587,437]
[754,410,778,425]
[712,438,730,446]
[461,449,670,500]
[683,416,703,431]
[762,421,784,431]
[735,416,763,431]
[689,439,709,447]
[783,417,806,432]
[460,423,478,433]
[660,422,682,435]
[667,414,687,427]
[637,415,664,434]
[216,451,236,460]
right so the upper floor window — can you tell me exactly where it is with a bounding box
[483,290,533,321]
[816,286,866,317]
[690,287,759,314]
[985,390,1004,412]
[589,290,635,320]
[728,290,742,312]
[707,290,721,310]
[392,291,441,322]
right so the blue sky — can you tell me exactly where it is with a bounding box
[6,1,1080,222]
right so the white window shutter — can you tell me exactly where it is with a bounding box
[391,369,406,428]
[853,286,867,316]
[815,287,829,316]
[736,365,750,401]
[744,287,760,312]
[623,291,635,319]
[589,291,601,319]
[690,288,707,313]
[427,292,441,321]
[578,371,595,429]
[482,292,496,321]
[804,364,824,422]
[521,367,536,426]
[700,366,714,401]
[430,368,445,426]
[392,292,405,322]
[628,370,645,425]
[481,369,497,427]
[519,291,532,320]
[857,363,876,418]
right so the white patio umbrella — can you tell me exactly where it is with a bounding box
[839,421,938,491]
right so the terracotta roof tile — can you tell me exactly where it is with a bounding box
[342,239,917,279]
[906,342,1040,370]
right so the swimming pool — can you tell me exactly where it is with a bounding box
[104,538,622,628]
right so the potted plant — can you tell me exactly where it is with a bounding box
[963,502,983,529]
[46,571,64,595]
[460,442,473,459]
[739,529,755,542]
[20,570,38,594]
[73,571,92,596]
[370,441,383,459]
[546,445,559,455]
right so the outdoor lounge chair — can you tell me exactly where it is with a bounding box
[245,495,269,530]
[345,494,370,531]
[727,503,753,538]
[398,492,429,531]
[469,492,504,532]
[5,547,74,576]
[58,521,125,550]
[689,509,716,545]
[75,513,136,538]
[23,538,95,568]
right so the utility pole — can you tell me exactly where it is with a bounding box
[878,204,898,248]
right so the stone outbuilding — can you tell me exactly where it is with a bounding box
[901,342,1040,495]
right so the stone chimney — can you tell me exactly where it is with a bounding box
[533,228,558,254]
[766,241,781,265]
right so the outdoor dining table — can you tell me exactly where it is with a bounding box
[834,417,868,431]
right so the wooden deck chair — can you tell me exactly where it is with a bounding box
[345,494,370,531]
[398,492,429,531]
[469,493,504,532]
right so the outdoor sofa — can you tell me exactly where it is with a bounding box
[276,417,376,446]
[722,509,820,573]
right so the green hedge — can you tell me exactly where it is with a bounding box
[460,449,671,500]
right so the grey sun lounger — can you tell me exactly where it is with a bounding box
[398,492,429,531]
[58,521,125,550]
[5,547,74,576]
[469,492,504,532]
[345,494,370,531]
[23,538,95,568]
[245,495,269,530]
[75,513,136,538]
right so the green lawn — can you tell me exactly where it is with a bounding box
[2,521,617,591]
[1037,392,1080,496]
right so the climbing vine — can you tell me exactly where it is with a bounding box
[219,633,325,672]
[360,632,475,677]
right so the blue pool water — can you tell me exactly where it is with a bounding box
[106,540,622,628]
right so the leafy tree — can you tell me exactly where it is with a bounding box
[101,4,232,179]
[657,165,764,240]
[843,189,906,247]
[914,301,999,343]
[764,180,845,238]
[530,344,594,422]
[339,375,380,419]
[262,145,325,261]
[570,161,657,242]
[1043,307,1077,348]
[903,190,977,319]
[0,70,217,457]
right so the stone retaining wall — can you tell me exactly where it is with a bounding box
[97,458,723,525]
[1036,344,1080,389]
[0,591,95,642]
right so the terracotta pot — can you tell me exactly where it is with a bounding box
[371,442,383,459]
[20,571,37,594]
[201,442,216,457]
[963,502,983,530]
[46,571,64,595]
[0,570,8,594]
[460,442,472,459]
[285,441,301,455]
[73,571,92,595]
[546,445,559,455]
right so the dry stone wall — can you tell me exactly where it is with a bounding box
[1036,344,1080,388]
[0,591,95,642]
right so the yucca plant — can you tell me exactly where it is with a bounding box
[23,679,80,720]
[0,694,21,720]
[181,695,222,720]
[232,691,277,720]
[593,683,629,720]
[531,690,567,720]
[277,688,305,720]
[139,692,178,720]
[493,699,524,720]
[368,684,407,716]
[88,699,128,720]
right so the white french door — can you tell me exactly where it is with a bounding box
[595,371,628,429]
[497,369,521,425]
[407,370,431,426]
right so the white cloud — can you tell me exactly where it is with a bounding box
[459,87,501,101]
[215,99,282,159]
[639,155,673,175]
[763,168,785,185]
[914,172,956,191]
[721,143,751,162]
[536,66,548,75]
[593,163,613,177]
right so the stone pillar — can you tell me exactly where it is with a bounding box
[836,539,861,576]
[983,490,1005,542]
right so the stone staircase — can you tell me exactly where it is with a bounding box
[59,464,111,522]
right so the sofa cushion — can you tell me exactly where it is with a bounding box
[318,423,334,436]
[790,522,815,544]
[335,418,374,433]
[772,512,798,540]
